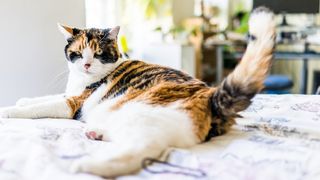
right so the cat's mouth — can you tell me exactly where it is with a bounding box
[82,69,94,75]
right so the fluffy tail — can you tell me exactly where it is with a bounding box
[212,7,276,119]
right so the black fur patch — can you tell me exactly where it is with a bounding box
[69,52,82,62]
[94,50,119,64]
[73,108,82,120]
[86,32,93,42]
[72,28,81,36]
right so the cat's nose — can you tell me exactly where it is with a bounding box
[84,63,91,70]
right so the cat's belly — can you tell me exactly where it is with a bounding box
[84,100,200,147]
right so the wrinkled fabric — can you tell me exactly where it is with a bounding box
[121,95,320,180]
[1,95,320,180]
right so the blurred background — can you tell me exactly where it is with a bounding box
[1,0,320,106]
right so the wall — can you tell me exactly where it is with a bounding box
[0,0,85,106]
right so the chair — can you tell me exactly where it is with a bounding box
[315,86,320,94]
[263,75,293,94]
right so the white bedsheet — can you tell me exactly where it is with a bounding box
[1,95,320,180]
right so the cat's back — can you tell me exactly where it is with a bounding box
[105,59,209,100]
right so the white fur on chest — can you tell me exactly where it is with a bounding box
[65,73,88,96]
[81,83,108,118]
[65,72,100,96]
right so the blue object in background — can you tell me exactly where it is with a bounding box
[263,75,293,94]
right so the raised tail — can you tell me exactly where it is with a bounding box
[212,7,276,119]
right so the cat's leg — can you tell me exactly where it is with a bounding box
[2,89,91,119]
[0,98,72,119]
[16,94,66,107]
[70,101,199,177]
[70,138,166,177]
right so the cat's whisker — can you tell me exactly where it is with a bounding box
[46,70,69,90]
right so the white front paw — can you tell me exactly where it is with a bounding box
[16,98,32,107]
[70,156,130,177]
[0,107,23,118]
[70,157,114,177]
[70,157,94,174]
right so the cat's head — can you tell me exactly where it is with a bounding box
[58,24,121,78]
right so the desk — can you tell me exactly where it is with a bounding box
[213,43,320,94]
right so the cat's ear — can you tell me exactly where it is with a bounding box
[57,23,81,40]
[108,26,120,39]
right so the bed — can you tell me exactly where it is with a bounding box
[0,94,320,180]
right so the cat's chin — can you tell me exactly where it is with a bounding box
[70,68,101,79]
[77,69,96,76]
[81,71,107,82]
[83,71,94,75]
[70,70,98,82]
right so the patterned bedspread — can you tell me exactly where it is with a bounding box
[1,95,320,180]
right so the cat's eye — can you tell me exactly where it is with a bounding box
[96,49,103,55]
[69,51,82,61]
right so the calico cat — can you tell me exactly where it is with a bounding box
[0,7,275,177]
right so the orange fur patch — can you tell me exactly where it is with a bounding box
[66,89,94,118]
